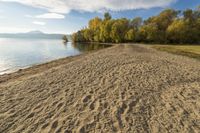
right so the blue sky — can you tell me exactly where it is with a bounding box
[0,0,199,34]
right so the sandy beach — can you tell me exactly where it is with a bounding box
[0,44,200,133]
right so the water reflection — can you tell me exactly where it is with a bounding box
[62,41,68,47]
[0,38,111,74]
[72,42,111,52]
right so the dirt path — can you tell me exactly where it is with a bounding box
[0,44,200,133]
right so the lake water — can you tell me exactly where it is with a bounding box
[0,38,110,75]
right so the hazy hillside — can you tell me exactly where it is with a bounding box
[0,31,70,40]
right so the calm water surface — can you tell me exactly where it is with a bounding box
[0,38,110,75]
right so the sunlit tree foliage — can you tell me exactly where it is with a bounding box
[72,7,200,44]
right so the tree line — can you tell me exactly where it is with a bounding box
[72,6,200,44]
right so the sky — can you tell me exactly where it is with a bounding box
[0,0,199,34]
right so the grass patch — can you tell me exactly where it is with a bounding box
[152,45,200,60]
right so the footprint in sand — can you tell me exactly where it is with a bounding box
[26,112,35,119]
[82,95,92,103]
[56,102,64,110]
[51,120,58,129]
[89,102,95,110]
[41,123,49,129]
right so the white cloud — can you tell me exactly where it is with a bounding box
[32,21,46,25]
[0,0,176,14]
[36,13,65,19]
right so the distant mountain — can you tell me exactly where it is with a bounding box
[0,31,70,39]
[27,30,44,34]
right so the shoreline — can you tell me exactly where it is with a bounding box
[1,43,199,84]
[0,45,115,84]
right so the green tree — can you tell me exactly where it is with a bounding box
[143,9,179,43]
[89,17,102,30]
[125,29,136,42]
[153,9,179,30]
[83,29,94,42]
[88,17,102,42]
[138,24,160,42]
[167,19,199,43]
[183,9,194,22]
[72,7,200,44]
[62,35,68,42]
[99,20,114,42]
[130,17,142,30]
[167,19,187,43]
[72,30,85,42]
[110,18,129,43]
[104,12,112,21]
[196,6,200,17]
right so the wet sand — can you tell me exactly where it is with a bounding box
[0,44,200,133]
